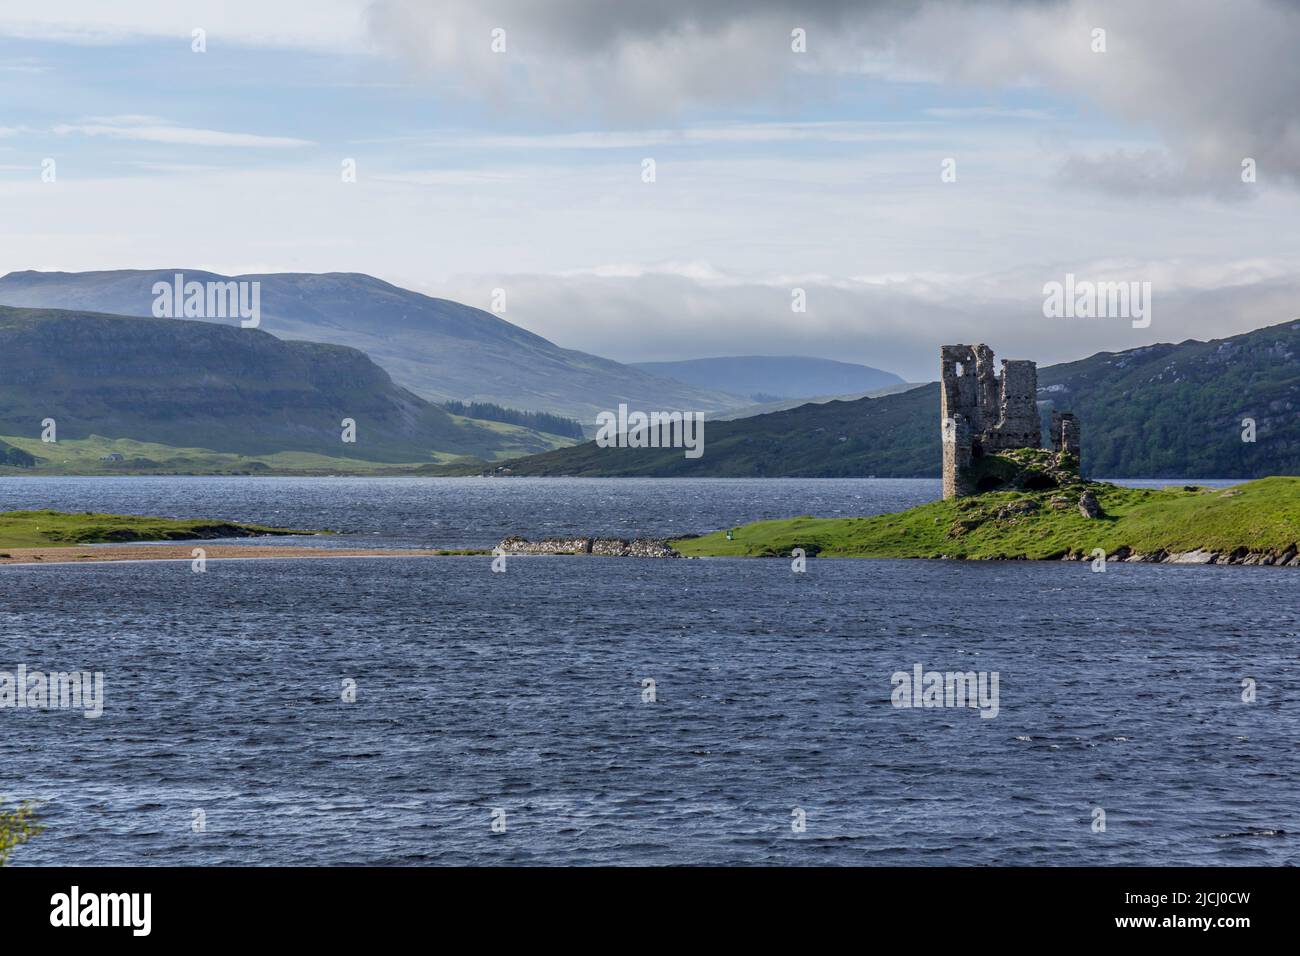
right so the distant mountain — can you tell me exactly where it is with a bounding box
[631,355,903,402]
[497,319,1300,478]
[0,306,569,463]
[0,270,740,424]
[709,382,925,420]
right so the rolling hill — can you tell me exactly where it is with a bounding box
[496,319,1300,478]
[497,384,939,477]
[0,305,572,468]
[708,381,925,420]
[631,355,903,402]
[0,269,739,424]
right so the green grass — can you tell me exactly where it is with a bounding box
[0,434,497,476]
[0,510,307,548]
[0,419,577,476]
[442,414,580,454]
[672,477,1300,560]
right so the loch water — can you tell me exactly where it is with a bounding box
[1,477,1293,865]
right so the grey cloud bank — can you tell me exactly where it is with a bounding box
[368,0,1300,193]
[422,265,1300,382]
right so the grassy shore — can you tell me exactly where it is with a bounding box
[0,509,307,549]
[0,434,491,476]
[0,424,586,476]
[671,476,1300,561]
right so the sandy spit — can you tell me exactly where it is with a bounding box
[0,545,467,566]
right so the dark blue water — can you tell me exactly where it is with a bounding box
[1,478,1293,866]
[0,476,942,549]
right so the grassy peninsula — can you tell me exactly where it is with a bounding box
[0,510,304,549]
[672,475,1300,564]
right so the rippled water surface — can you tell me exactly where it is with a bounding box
[0,476,945,550]
[0,477,1294,865]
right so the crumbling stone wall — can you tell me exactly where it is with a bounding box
[497,536,679,558]
[1050,411,1080,459]
[983,359,1040,451]
[941,343,1073,498]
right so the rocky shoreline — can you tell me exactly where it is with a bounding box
[496,536,679,558]
[1056,545,1300,566]
[493,535,1300,565]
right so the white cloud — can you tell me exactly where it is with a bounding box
[0,56,50,73]
[879,0,1300,193]
[359,121,941,151]
[418,262,1300,380]
[923,107,1054,121]
[367,0,890,117]
[53,116,313,148]
[0,0,372,52]
[0,156,1296,379]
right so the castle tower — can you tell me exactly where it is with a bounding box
[940,345,978,498]
[940,344,1063,497]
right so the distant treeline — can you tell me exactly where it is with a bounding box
[442,401,585,439]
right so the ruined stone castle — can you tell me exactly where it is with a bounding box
[940,344,1080,498]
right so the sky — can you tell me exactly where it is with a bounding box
[1,0,1298,380]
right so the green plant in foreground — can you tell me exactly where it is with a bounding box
[0,801,44,865]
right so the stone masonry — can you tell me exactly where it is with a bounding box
[941,344,1078,498]
[497,536,679,558]
[1050,410,1080,459]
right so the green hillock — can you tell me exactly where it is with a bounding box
[672,476,1300,562]
[0,510,307,549]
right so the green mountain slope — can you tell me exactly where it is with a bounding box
[501,383,939,477]
[709,382,925,420]
[1034,326,1299,476]
[499,319,1300,478]
[0,306,570,465]
[0,270,740,423]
